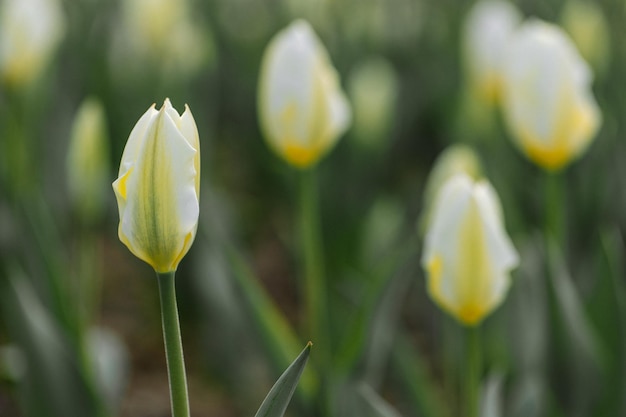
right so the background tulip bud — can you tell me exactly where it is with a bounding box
[66,98,110,225]
[258,20,351,169]
[110,0,214,81]
[501,20,601,171]
[560,0,610,78]
[347,56,398,152]
[422,174,519,326]
[112,99,200,273]
[462,0,521,104]
[0,0,65,87]
[419,145,483,236]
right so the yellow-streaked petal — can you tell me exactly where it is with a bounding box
[422,174,518,326]
[258,19,351,168]
[501,19,601,171]
[114,100,200,273]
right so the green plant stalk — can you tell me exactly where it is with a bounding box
[544,171,564,247]
[156,272,190,417]
[464,325,481,417]
[299,169,331,409]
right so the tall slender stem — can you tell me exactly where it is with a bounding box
[464,325,481,417]
[156,272,190,417]
[299,168,331,411]
[544,171,564,248]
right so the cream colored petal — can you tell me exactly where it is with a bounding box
[163,98,182,128]
[474,181,518,271]
[422,175,474,308]
[180,105,201,196]
[118,105,159,176]
[321,68,352,149]
[119,106,198,272]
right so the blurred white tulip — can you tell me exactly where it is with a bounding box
[501,20,601,171]
[419,145,483,235]
[422,174,518,326]
[348,56,398,151]
[258,20,351,168]
[462,0,521,104]
[67,98,110,224]
[0,0,65,87]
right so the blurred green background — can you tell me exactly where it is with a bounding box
[1,0,626,416]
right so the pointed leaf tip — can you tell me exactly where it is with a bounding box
[253,343,312,417]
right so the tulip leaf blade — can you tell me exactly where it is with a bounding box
[226,245,317,403]
[254,342,312,417]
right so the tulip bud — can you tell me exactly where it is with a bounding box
[258,20,351,169]
[112,99,200,273]
[111,0,213,80]
[560,0,610,77]
[501,20,601,171]
[462,0,521,104]
[422,174,519,326]
[347,56,398,152]
[419,145,483,235]
[0,0,65,87]
[67,98,110,225]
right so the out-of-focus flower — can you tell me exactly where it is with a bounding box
[422,174,518,326]
[110,0,213,81]
[560,0,610,77]
[0,0,65,87]
[67,98,110,224]
[462,0,521,104]
[501,20,601,171]
[258,20,351,169]
[112,99,200,273]
[348,56,398,151]
[419,145,483,235]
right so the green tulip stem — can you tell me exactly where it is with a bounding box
[156,271,190,417]
[464,325,481,417]
[299,169,330,393]
[544,171,564,248]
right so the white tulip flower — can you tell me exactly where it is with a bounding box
[422,174,519,326]
[501,20,601,171]
[463,0,521,104]
[113,99,200,273]
[258,20,351,168]
[0,0,65,87]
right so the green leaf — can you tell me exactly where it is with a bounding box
[547,238,604,370]
[254,342,312,417]
[227,246,317,403]
[335,236,418,375]
[358,383,403,417]
[0,267,103,417]
[391,331,451,417]
[479,373,504,417]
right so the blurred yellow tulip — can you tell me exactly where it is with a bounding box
[422,174,518,326]
[67,98,110,224]
[462,0,521,104]
[0,0,65,87]
[258,20,351,169]
[501,20,601,171]
[112,99,200,273]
